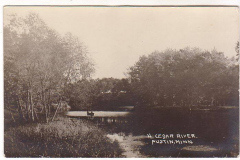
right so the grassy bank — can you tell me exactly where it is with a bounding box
[4,117,123,157]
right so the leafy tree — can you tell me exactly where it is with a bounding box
[4,13,94,123]
[128,48,238,109]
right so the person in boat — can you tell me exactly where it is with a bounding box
[87,109,94,117]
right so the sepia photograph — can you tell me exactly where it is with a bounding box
[3,6,239,158]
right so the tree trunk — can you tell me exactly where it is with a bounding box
[33,108,39,121]
[29,91,35,121]
[17,96,25,122]
[51,98,62,122]
[26,89,30,120]
[48,89,51,116]
[43,92,48,123]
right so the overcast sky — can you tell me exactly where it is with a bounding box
[4,7,239,79]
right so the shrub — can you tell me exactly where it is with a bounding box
[4,117,123,157]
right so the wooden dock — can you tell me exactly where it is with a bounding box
[66,111,131,118]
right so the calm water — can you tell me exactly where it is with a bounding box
[72,107,239,157]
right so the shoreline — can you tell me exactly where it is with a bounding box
[107,133,147,158]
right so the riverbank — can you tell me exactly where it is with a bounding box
[107,133,147,158]
[4,117,123,157]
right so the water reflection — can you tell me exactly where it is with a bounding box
[70,107,239,157]
[94,117,130,124]
[77,108,238,141]
[92,117,133,135]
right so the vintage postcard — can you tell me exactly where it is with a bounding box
[3,6,239,158]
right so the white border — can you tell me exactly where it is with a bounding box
[0,0,239,160]
[0,0,240,6]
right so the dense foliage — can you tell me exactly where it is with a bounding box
[4,13,94,122]
[128,48,239,108]
[64,48,238,111]
[64,78,133,111]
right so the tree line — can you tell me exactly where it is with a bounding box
[64,78,133,111]
[128,48,239,108]
[64,48,238,111]
[4,13,239,124]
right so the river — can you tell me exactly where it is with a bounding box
[68,106,239,157]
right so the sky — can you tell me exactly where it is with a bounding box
[4,7,239,79]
